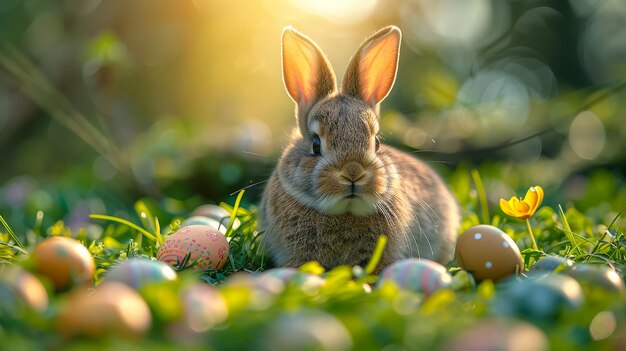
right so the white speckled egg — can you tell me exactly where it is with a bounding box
[377,259,452,297]
[158,225,229,270]
[455,225,524,282]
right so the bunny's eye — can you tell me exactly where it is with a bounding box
[312,134,322,155]
[375,135,381,152]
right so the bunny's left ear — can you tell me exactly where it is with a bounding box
[342,26,401,108]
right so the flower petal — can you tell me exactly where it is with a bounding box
[523,185,544,215]
[499,198,518,218]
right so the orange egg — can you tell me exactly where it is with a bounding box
[0,267,49,312]
[56,282,152,339]
[158,225,229,270]
[455,225,524,282]
[32,236,95,291]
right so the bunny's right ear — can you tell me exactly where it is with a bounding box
[282,27,337,135]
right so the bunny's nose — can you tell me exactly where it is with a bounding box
[341,162,366,183]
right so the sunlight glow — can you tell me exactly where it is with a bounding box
[291,0,380,24]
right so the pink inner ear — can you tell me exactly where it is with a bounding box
[282,30,320,106]
[358,31,400,106]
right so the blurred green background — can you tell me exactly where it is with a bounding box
[1,0,625,233]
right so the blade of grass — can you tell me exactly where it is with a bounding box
[470,169,489,224]
[607,205,626,231]
[0,214,24,249]
[89,214,157,242]
[365,235,388,275]
[225,190,245,237]
[557,205,584,255]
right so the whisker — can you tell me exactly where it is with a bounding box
[229,180,270,196]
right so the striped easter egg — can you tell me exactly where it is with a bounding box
[377,259,452,296]
[157,225,229,270]
[104,259,177,290]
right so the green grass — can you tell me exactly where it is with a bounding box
[1,175,626,351]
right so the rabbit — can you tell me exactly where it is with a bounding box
[259,25,460,273]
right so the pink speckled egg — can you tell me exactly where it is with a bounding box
[377,259,452,297]
[158,225,229,270]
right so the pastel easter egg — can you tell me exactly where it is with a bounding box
[191,204,239,229]
[179,283,228,332]
[181,216,227,234]
[0,267,49,312]
[530,255,574,273]
[104,259,177,290]
[444,318,548,351]
[32,236,95,291]
[157,225,229,270]
[377,259,452,297]
[262,310,353,351]
[257,268,325,294]
[493,273,583,324]
[57,282,151,339]
[564,264,624,293]
[455,225,523,282]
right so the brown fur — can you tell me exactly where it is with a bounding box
[259,26,459,272]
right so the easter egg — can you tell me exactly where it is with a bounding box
[258,267,299,283]
[257,268,325,293]
[181,216,227,234]
[0,267,48,312]
[157,225,229,270]
[455,225,523,282]
[262,310,353,351]
[104,259,177,290]
[444,318,548,351]
[377,259,452,297]
[191,204,239,229]
[530,255,574,273]
[493,273,583,324]
[179,283,228,332]
[564,264,625,293]
[32,236,95,290]
[57,282,151,339]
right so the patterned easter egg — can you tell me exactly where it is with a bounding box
[57,282,151,339]
[377,259,452,296]
[0,267,49,312]
[157,225,229,270]
[104,259,177,290]
[181,216,227,234]
[455,225,523,282]
[32,236,95,291]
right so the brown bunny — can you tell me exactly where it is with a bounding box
[259,26,460,272]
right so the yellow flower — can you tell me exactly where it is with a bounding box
[499,186,544,220]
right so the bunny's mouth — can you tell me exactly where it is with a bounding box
[322,194,376,216]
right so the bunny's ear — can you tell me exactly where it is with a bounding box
[282,27,337,134]
[342,26,401,108]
